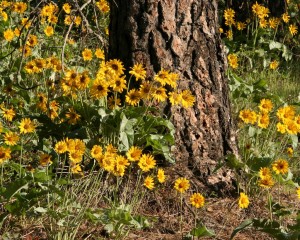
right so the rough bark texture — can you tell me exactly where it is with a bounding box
[109,0,238,190]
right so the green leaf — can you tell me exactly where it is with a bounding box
[2,178,29,200]
[269,41,282,50]
[190,225,215,237]
[230,219,253,240]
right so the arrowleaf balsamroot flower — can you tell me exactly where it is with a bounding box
[19,118,36,134]
[239,109,257,124]
[272,159,289,175]
[190,193,205,208]
[258,175,275,188]
[4,132,19,146]
[138,154,156,172]
[174,177,190,193]
[259,99,273,113]
[227,53,238,69]
[129,63,147,81]
[297,188,300,199]
[144,176,155,190]
[126,146,142,162]
[0,146,11,164]
[238,192,250,209]
[82,48,93,61]
[157,169,166,183]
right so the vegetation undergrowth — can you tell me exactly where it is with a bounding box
[0,0,300,239]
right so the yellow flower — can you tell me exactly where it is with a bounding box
[107,96,121,109]
[65,108,81,125]
[139,81,153,100]
[111,76,127,93]
[174,177,190,193]
[236,22,246,31]
[44,25,54,37]
[3,29,14,42]
[39,153,52,166]
[19,118,36,134]
[90,79,109,99]
[96,0,110,13]
[259,167,271,179]
[40,3,58,17]
[224,8,235,26]
[259,99,273,113]
[95,48,105,59]
[154,69,169,86]
[138,153,156,172]
[1,107,16,121]
[144,176,155,190]
[239,109,257,124]
[21,18,31,29]
[297,188,300,200]
[129,63,147,81]
[180,90,195,108]
[238,192,250,209]
[70,164,83,176]
[63,3,71,14]
[252,3,269,19]
[190,193,205,208]
[289,24,298,36]
[258,175,274,188]
[276,122,286,134]
[12,2,27,14]
[106,59,125,76]
[257,113,270,129]
[64,15,72,25]
[91,145,103,160]
[0,146,11,164]
[126,146,142,161]
[4,132,19,146]
[54,140,68,154]
[82,48,93,61]
[227,53,238,69]
[126,89,141,106]
[259,18,268,28]
[282,12,290,23]
[285,119,298,135]
[157,168,166,183]
[272,159,289,175]
[26,34,38,47]
[1,11,8,21]
[277,106,295,122]
[226,29,233,40]
[74,16,82,26]
[152,87,168,102]
[269,60,279,70]
[48,15,58,24]
[69,151,83,164]
[169,91,182,105]
[269,18,280,29]
[287,147,293,157]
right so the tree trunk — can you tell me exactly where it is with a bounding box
[109,0,238,191]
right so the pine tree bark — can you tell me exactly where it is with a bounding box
[109,0,238,191]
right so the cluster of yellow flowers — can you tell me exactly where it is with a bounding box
[222,2,298,40]
[239,98,273,129]
[227,53,238,69]
[276,105,300,135]
[258,158,289,188]
[174,177,205,209]
[24,56,62,74]
[240,100,300,134]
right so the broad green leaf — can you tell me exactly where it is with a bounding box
[230,219,253,240]
[190,225,215,237]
